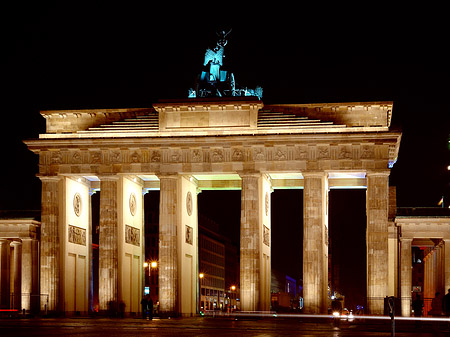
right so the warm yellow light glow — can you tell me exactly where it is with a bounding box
[143,262,149,268]
[199,273,204,279]
[231,285,236,291]
[150,261,157,269]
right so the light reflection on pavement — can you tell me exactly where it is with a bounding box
[0,315,449,336]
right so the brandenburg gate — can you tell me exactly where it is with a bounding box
[25,98,402,316]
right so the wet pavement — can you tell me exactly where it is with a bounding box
[0,315,449,336]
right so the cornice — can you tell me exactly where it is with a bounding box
[25,130,402,150]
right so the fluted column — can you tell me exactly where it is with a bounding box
[158,175,179,316]
[302,172,328,314]
[437,242,444,294]
[39,176,61,312]
[21,238,39,312]
[444,240,450,295]
[366,171,389,314]
[240,173,261,311]
[99,176,119,312]
[0,239,11,309]
[400,238,412,317]
[10,241,22,310]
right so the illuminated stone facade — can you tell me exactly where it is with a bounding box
[0,220,40,312]
[25,98,403,316]
[395,216,450,316]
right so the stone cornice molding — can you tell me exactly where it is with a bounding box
[0,220,40,240]
[38,175,62,182]
[396,218,450,240]
[27,130,402,147]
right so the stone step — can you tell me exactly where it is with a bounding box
[78,128,158,133]
[87,125,158,131]
[123,116,158,121]
[258,118,328,124]
[258,123,346,129]
[109,121,158,126]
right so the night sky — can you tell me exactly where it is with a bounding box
[2,2,449,308]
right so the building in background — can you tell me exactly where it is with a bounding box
[198,214,240,312]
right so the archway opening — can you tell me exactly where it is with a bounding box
[329,189,367,313]
[90,191,100,314]
[411,239,445,317]
[271,189,303,311]
[198,190,241,312]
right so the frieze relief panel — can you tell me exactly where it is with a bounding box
[150,150,161,162]
[210,148,224,162]
[296,146,309,160]
[231,148,244,161]
[37,141,393,175]
[253,147,265,161]
[317,146,330,159]
[125,225,140,246]
[338,145,353,159]
[68,225,86,246]
[263,225,270,247]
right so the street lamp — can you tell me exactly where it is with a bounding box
[199,273,205,314]
[230,285,236,312]
[144,261,158,291]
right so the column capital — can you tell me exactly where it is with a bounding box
[156,173,179,180]
[10,240,22,247]
[302,171,327,178]
[38,175,62,182]
[366,170,391,177]
[237,170,261,179]
[97,175,120,182]
[400,237,413,243]
[20,237,38,242]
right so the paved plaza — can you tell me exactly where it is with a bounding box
[0,315,449,336]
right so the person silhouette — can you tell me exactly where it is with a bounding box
[412,294,423,317]
[141,295,148,319]
[443,288,450,316]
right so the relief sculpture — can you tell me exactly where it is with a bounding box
[125,225,140,246]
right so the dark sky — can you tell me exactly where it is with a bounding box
[2,2,449,305]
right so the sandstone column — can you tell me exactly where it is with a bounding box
[400,238,412,316]
[10,241,22,310]
[39,176,61,312]
[99,176,119,312]
[21,238,39,312]
[0,239,11,308]
[240,173,261,311]
[158,175,178,316]
[444,239,450,296]
[366,171,389,314]
[302,172,328,314]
